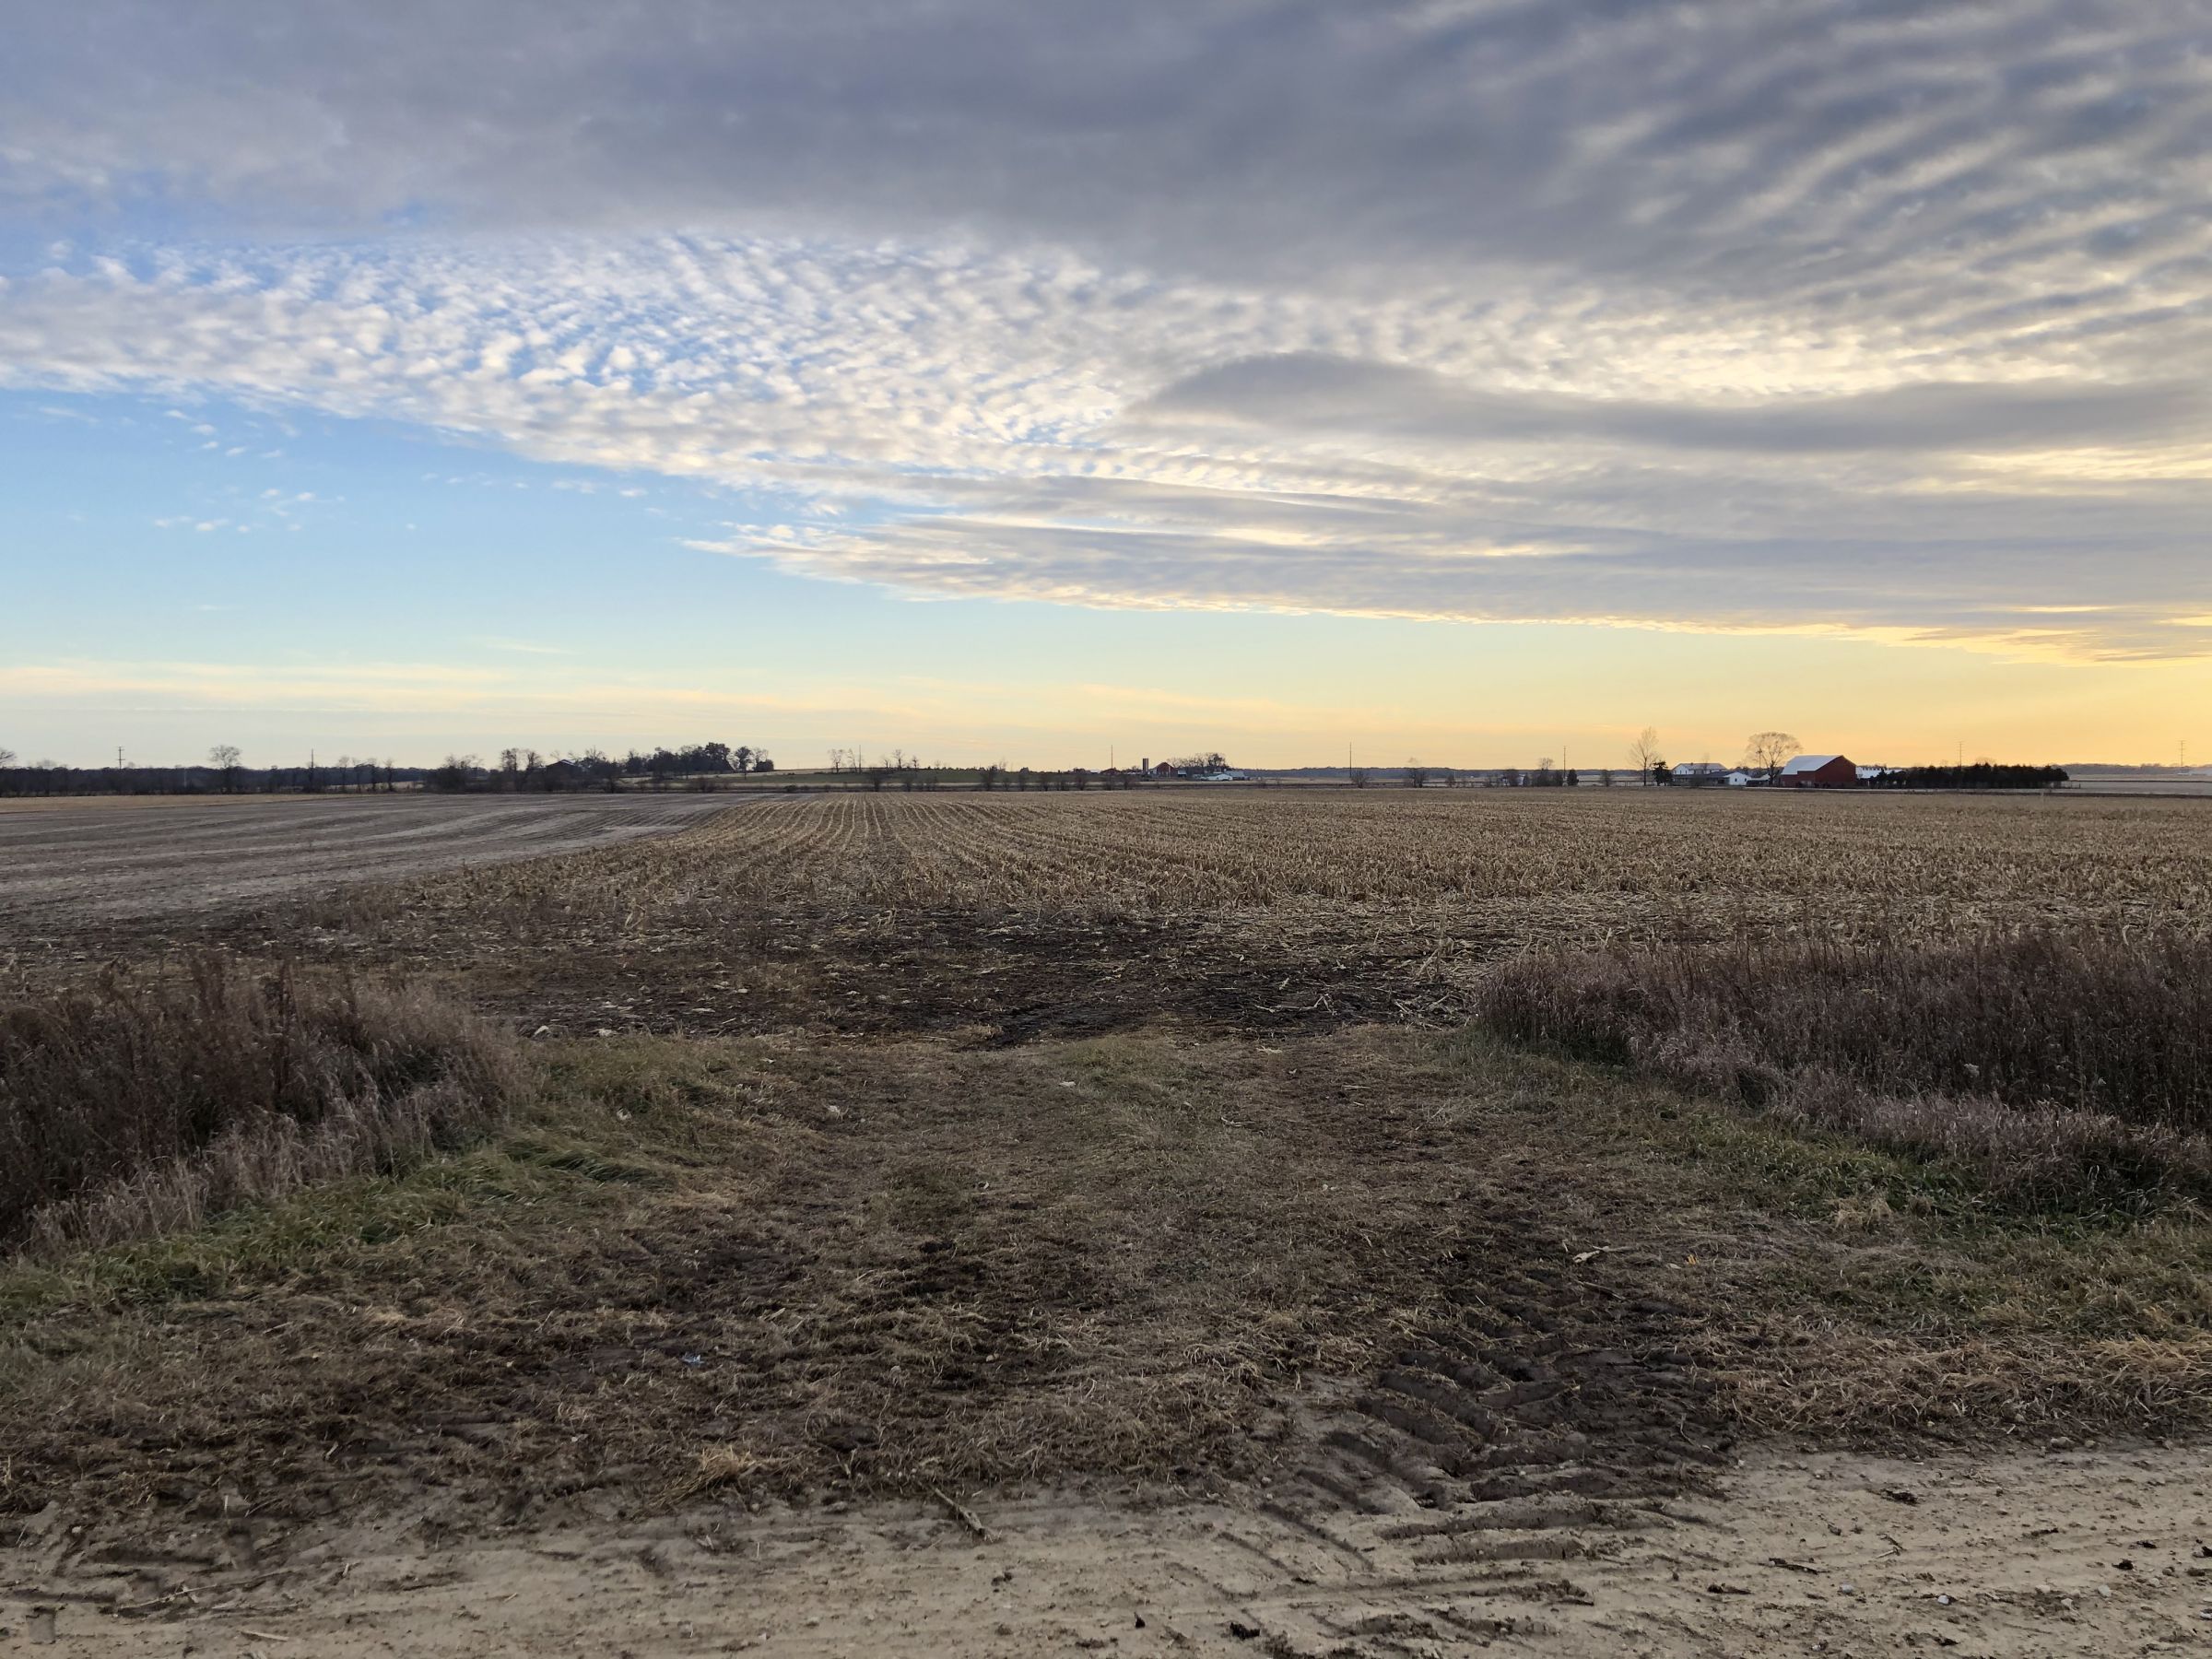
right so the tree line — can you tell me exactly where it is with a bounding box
[0,741,779,797]
[1350,760,1617,787]
[0,737,2075,798]
[0,747,420,796]
[429,742,777,792]
[1868,762,2068,791]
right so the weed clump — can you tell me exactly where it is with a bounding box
[0,957,517,1252]
[1477,929,2212,1207]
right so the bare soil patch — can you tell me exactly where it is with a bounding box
[14,1443,2207,1656]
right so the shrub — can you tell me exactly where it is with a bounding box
[1477,929,2212,1207]
[0,959,517,1253]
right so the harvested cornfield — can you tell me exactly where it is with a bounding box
[244,788,2198,1044]
[400,788,2211,928]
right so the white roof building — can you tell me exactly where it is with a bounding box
[1779,754,1843,778]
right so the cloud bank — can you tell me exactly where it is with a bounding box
[4,0,2209,658]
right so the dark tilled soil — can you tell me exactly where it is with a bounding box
[7,905,1476,1045]
[456,911,1465,1042]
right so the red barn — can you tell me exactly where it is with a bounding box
[1778,754,1858,788]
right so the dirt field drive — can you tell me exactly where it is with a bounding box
[4,788,2210,1655]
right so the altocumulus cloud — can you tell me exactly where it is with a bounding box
[4,0,2211,658]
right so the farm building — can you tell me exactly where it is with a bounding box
[1778,754,1858,788]
[1671,761,1732,787]
[1725,770,1753,787]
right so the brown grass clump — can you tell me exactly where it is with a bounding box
[1725,1331,2212,1437]
[0,957,516,1253]
[1478,929,2212,1206]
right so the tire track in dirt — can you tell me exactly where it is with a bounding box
[16,1445,2208,1656]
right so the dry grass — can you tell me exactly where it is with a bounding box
[0,957,517,1253]
[1726,1331,2212,1436]
[1477,929,2212,1207]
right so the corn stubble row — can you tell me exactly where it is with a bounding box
[422,791,2209,942]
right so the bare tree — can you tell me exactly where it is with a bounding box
[1627,727,1664,786]
[1348,765,1371,788]
[1743,731,1800,781]
[1403,759,1430,788]
[207,744,243,793]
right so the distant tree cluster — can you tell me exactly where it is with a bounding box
[1870,763,2068,791]
[428,741,779,793]
[1496,761,1583,787]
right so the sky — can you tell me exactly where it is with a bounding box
[4,1,2209,771]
